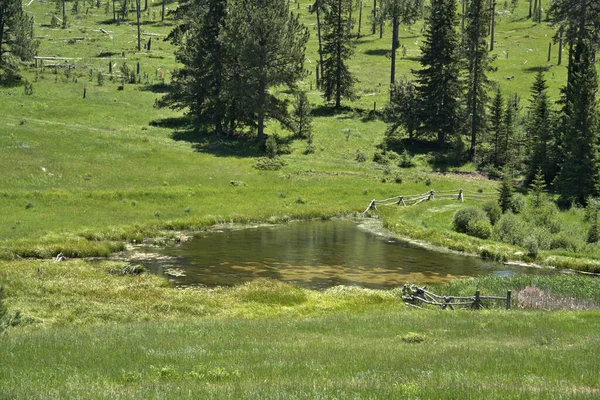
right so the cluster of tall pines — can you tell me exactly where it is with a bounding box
[385,0,600,206]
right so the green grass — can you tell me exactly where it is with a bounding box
[1,4,599,397]
[1,309,599,399]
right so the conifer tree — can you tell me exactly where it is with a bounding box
[463,0,492,160]
[497,173,513,213]
[161,0,228,135]
[555,40,600,205]
[163,0,309,140]
[529,167,547,208]
[322,0,356,109]
[385,76,418,140]
[292,90,313,139]
[525,71,554,185]
[0,0,38,83]
[413,0,462,147]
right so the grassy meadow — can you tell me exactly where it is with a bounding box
[1,1,600,397]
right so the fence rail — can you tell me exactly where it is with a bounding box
[402,285,512,310]
[363,188,497,213]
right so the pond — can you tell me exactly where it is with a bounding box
[134,219,537,290]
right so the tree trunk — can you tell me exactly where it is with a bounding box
[112,0,116,21]
[372,0,376,34]
[136,0,141,51]
[62,0,66,27]
[461,0,466,45]
[257,81,266,140]
[0,8,4,69]
[336,0,342,108]
[390,16,399,95]
[144,0,148,11]
[161,0,166,21]
[357,2,362,38]
[558,27,563,65]
[528,0,532,19]
[316,2,324,89]
[490,1,495,51]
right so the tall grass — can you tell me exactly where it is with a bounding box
[1,310,599,399]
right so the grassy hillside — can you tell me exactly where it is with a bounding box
[1,2,600,398]
[0,1,577,254]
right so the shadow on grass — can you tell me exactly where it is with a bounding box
[364,49,390,57]
[149,116,263,157]
[385,137,471,172]
[97,51,122,57]
[142,82,171,93]
[523,65,552,74]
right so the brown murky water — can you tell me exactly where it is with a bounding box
[139,219,530,289]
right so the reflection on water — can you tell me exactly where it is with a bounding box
[140,220,527,289]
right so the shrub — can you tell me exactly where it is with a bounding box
[482,201,502,225]
[510,193,526,214]
[467,218,492,239]
[493,212,525,245]
[523,235,539,258]
[398,150,415,168]
[524,199,559,231]
[355,151,367,163]
[253,157,286,171]
[400,332,426,343]
[550,233,580,252]
[587,225,599,244]
[265,136,278,159]
[452,206,488,234]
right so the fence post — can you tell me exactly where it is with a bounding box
[397,196,406,206]
[473,290,481,310]
[429,189,434,200]
[506,290,512,310]
[368,199,376,211]
[458,188,464,202]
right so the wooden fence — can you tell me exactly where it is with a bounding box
[363,189,497,213]
[402,285,512,310]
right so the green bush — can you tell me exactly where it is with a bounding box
[482,201,502,225]
[467,218,492,239]
[253,157,286,171]
[550,233,580,252]
[265,136,278,159]
[510,193,526,214]
[355,151,367,163]
[398,150,415,168]
[493,212,525,245]
[523,235,539,258]
[452,206,488,234]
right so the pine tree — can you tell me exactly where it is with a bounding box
[322,0,356,109]
[525,71,554,185]
[225,0,309,140]
[529,167,547,208]
[292,90,313,139]
[413,0,462,147]
[555,40,600,205]
[0,0,38,83]
[497,173,513,213]
[161,0,228,135]
[463,0,492,160]
[385,76,418,140]
[163,0,309,140]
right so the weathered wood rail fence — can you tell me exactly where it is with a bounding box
[363,189,497,213]
[402,285,512,310]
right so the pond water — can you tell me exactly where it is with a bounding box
[136,219,536,290]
